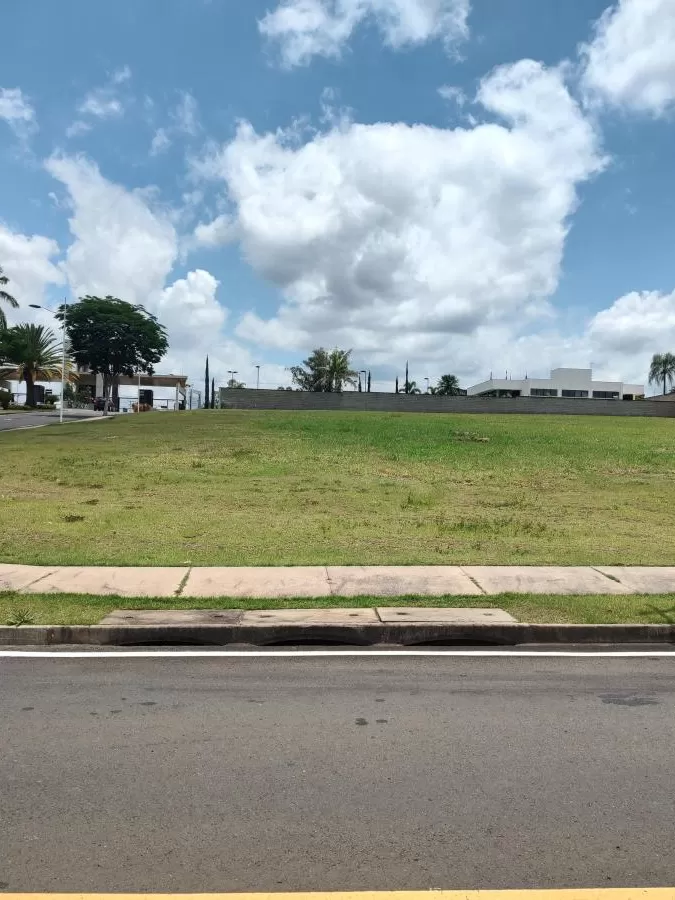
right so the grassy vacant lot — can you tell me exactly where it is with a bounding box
[2,591,675,626]
[0,409,674,566]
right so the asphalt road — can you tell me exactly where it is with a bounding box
[2,653,675,892]
[0,411,97,432]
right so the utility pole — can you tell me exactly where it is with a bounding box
[256,365,260,389]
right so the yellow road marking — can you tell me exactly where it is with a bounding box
[4,892,675,899]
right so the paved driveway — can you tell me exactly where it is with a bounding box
[0,410,101,432]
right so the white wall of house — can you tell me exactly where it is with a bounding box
[468,368,645,398]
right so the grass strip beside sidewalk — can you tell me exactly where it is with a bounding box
[2,591,675,626]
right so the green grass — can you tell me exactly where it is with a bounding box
[2,591,675,626]
[1,408,674,566]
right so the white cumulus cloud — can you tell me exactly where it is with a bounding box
[78,94,123,119]
[259,0,470,67]
[588,290,675,359]
[195,59,604,376]
[45,154,177,305]
[193,214,236,248]
[41,154,280,389]
[67,66,132,137]
[0,225,63,324]
[580,0,675,115]
[0,87,37,139]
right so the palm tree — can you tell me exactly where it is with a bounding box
[431,374,463,396]
[648,353,675,396]
[326,348,357,392]
[0,265,19,331]
[0,323,75,407]
[406,380,421,394]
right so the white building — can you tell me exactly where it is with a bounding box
[467,368,644,400]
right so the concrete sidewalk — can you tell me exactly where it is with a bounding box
[2,563,675,597]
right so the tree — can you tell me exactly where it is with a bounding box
[327,349,357,392]
[0,324,75,407]
[648,353,675,396]
[211,377,215,409]
[225,378,245,389]
[432,374,462,396]
[358,375,362,392]
[395,376,399,394]
[204,355,210,409]
[404,361,410,394]
[59,296,168,414]
[0,265,19,331]
[406,380,421,394]
[367,371,371,393]
[291,348,330,391]
[291,348,357,392]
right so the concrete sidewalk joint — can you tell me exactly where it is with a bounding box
[2,564,675,598]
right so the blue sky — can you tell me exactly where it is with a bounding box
[2,0,675,393]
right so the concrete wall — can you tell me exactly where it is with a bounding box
[219,388,675,417]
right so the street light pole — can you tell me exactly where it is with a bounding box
[59,299,67,423]
[29,297,67,422]
[256,365,260,390]
[425,377,430,394]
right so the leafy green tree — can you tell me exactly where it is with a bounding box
[406,380,421,394]
[431,374,462,396]
[291,348,330,391]
[404,361,410,394]
[367,371,371,392]
[327,348,357,392]
[0,324,75,407]
[225,378,245,389]
[58,296,168,413]
[0,265,19,331]
[395,376,399,394]
[204,355,210,409]
[648,353,675,395]
[211,377,215,409]
[291,348,357,392]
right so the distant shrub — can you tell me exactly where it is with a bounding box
[0,389,10,410]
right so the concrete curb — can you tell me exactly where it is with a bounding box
[2,622,675,646]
